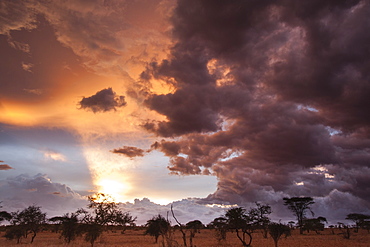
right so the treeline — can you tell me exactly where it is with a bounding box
[0,195,369,247]
[0,193,136,246]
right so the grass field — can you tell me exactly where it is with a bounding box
[1,228,369,246]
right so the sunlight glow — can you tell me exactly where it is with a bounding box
[219,149,244,162]
[97,179,129,202]
[310,165,335,181]
[83,147,134,203]
[0,104,37,126]
[150,78,176,95]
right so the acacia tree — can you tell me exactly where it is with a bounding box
[0,210,12,224]
[268,222,291,247]
[337,222,351,239]
[209,217,228,242]
[283,197,314,234]
[6,205,46,243]
[248,202,271,238]
[113,210,137,233]
[145,214,171,244]
[49,212,81,243]
[225,207,252,247]
[49,193,136,246]
[87,193,121,226]
[186,220,204,247]
[0,202,12,224]
[346,213,370,232]
[302,216,327,234]
[84,193,136,246]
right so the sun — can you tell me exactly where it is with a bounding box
[97,179,130,202]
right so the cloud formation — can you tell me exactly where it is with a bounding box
[79,88,126,113]
[111,146,146,158]
[0,164,13,170]
[0,160,13,170]
[43,149,67,162]
[1,0,370,223]
[135,0,370,216]
[0,174,86,217]
[118,197,227,226]
[0,173,226,226]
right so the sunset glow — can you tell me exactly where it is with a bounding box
[1,0,370,226]
[97,179,129,203]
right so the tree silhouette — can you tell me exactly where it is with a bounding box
[248,202,271,238]
[337,222,351,239]
[209,217,228,241]
[171,204,188,247]
[7,205,46,243]
[84,223,103,247]
[87,193,132,227]
[145,214,170,244]
[186,220,204,247]
[4,226,24,244]
[50,212,81,243]
[346,213,370,232]
[0,210,12,223]
[113,210,137,233]
[268,222,291,247]
[48,193,136,246]
[84,193,136,246]
[225,207,252,247]
[302,216,327,234]
[283,197,314,234]
[0,202,12,224]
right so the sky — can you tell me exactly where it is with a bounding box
[1,0,370,226]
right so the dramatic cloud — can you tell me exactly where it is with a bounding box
[79,88,127,113]
[2,0,370,225]
[133,0,370,216]
[111,146,146,158]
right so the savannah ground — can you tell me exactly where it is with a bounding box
[1,228,370,247]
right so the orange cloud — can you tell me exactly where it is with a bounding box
[0,164,13,170]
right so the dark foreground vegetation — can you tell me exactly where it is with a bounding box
[1,195,369,246]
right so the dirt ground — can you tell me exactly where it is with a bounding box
[0,228,369,247]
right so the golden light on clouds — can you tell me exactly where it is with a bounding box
[0,0,176,205]
[149,78,177,95]
[43,150,67,162]
[206,58,235,87]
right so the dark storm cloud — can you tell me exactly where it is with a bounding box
[143,83,220,137]
[136,0,370,217]
[79,88,126,113]
[111,146,146,158]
